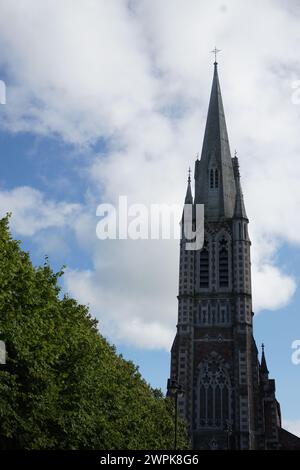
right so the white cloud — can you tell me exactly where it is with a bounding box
[250,230,297,313]
[65,265,175,350]
[64,239,178,350]
[0,186,81,236]
[0,0,157,144]
[252,264,296,312]
[0,1,299,348]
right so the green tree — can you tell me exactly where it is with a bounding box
[0,216,189,449]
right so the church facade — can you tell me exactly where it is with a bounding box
[169,61,300,450]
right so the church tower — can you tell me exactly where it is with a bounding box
[169,60,287,450]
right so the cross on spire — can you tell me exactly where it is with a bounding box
[188,167,191,184]
[211,47,221,64]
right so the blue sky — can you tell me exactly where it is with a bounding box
[0,0,299,435]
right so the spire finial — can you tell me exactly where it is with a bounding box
[188,167,191,184]
[196,152,199,160]
[262,343,265,353]
[211,47,221,64]
[234,149,237,158]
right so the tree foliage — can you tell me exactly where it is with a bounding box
[0,216,189,449]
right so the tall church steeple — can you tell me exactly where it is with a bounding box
[169,58,295,450]
[195,62,236,220]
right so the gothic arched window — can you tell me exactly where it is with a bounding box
[210,169,214,189]
[209,168,219,189]
[197,354,231,429]
[215,169,219,188]
[200,240,209,288]
[219,237,229,288]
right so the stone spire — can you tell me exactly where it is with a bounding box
[232,152,248,219]
[185,167,193,204]
[181,167,193,228]
[195,62,236,220]
[261,343,269,376]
